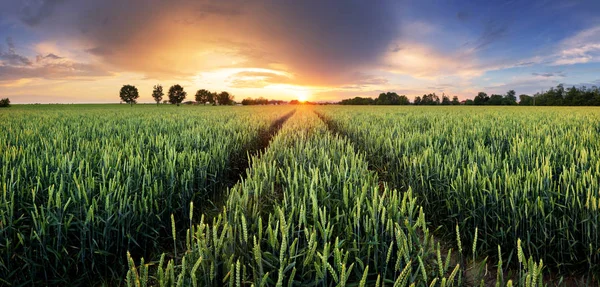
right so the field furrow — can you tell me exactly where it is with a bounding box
[126,108,543,286]
[0,105,294,285]
[315,106,600,283]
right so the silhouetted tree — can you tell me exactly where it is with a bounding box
[441,94,451,105]
[375,92,408,105]
[413,96,422,105]
[195,89,213,105]
[474,92,489,105]
[488,94,504,105]
[397,95,410,105]
[340,97,375,105]
[0,98,10,107]
[519,94,533,105]
[242,97,270,105]
[168,84,187,106]
[503,90,517,105]
[152,84,163,106]
[451,96,460,105]
[119,85,139,106]
[216,91,234,105]
[419,93,439,105]
[465,99,474,105]
[289,100,300,105]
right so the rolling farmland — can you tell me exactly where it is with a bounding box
[1,105,598,286]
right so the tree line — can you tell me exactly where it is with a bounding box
[519,84,600,106]
[339,84,600,106]
[241,97,287,105]
[0,98,10,108]
[119,84,235,106]
[340,92,410,105]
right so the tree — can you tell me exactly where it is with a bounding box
[119,85,139,106]
[473,92,489,105]
[451,96,460,105]
[488,94,504,105]
[216,91,234,105]
[152,85,164,106]
[340,97,375,105]
[503,90,517,105]
[168,84,187,106]
[242,97,270,105]
[441,94,451,105]
[195,89,213,105]
[0,98,10,108]
[413,96,422,105]
[420,93,439,105]
[519,94,533,105]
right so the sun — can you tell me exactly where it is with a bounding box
[296,90,310,102]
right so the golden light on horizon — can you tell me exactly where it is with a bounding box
[296,90,310,102]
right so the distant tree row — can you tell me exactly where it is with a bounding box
[241,97,287,105]
[119,85,234,106]
[472,90,518,105]
[340,92,410,105]
[414,93,461,105]
[519,84,600,106]
[194,89,234,106]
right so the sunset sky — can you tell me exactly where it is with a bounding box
[1,0,600,103]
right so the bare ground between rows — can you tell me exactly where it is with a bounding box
[111,109,297,287]
[201,108,296,220]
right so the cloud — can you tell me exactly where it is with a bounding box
[531,71,566,78]
[0,38,112,81]
[36,53,63,62]
[552,26,600,66]
[0,37,33,66]
[227,71,293,88]
[7,0,402,86]
[19,0,66,26]
[383,43,485,79]
[471,21,508,52]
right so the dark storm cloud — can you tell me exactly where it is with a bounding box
[7,0,402,85]
[19,0,66,26]
[0,38,33,66]
[254,0,401,83]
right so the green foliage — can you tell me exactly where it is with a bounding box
[216,91,234,106]
[340,92,409,105]
[126,108,545,286]
[120,85,140,106]
[152,85,164,105]
[316,105,600,276]
[195,89,215,105]
[0,105,293,285]
[524,84,600,106]
[168,85,187,106]
[0,98,9,107]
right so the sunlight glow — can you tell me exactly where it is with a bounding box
[296,90,310,102]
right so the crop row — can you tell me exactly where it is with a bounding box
[315,106,600,278]
[0,105,293,285]
[126,108,543,286]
